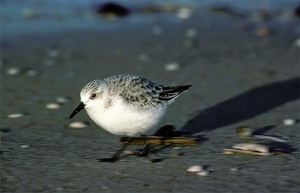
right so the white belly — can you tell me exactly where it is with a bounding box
[86,100,166,136]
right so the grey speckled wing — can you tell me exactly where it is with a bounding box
[105,74,191,108]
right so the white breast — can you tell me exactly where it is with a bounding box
[85,98,166,136]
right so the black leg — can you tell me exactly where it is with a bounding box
[138,135,151,157]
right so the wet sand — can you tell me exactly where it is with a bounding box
[1,2,300,192]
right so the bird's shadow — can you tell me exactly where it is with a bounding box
[181,77,300,134]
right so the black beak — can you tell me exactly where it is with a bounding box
[69,102,85,119]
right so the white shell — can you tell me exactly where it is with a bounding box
[46,103,60,109]
[165,62,180,71]
[233,143,269,153]
[187,165,204,173]
[197,171,209,176]
[283,119,295,126]
[7,113,23,118]
[69,121,87,128]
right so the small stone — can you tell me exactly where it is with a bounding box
[46,103,60,109]
[165,62,180,71]
[294,38,300,47]
[197,170,209,176]
[7,67,20,75]
[69,121,87,128]
[56,97,68,104]
[187,165,204,173]
[7,113,23,118]
[283,119,296,125]
[20,144,29,148]
[230,167,240,172]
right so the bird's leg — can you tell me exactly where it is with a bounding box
[97,138,132,162]
[138,135,151,157]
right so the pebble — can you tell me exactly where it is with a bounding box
[165,62,180,71]
[294,38,300,47]
[186,28,197,38]
[69,121,87,128]
[187,165,204,173]
[236,126,253,137]
[6,67,20,75]
[197,170,209,176]
[20,144,29,148]
[230,167,240,172]
[7,113,23,118]
[283,118,296,125]
[56,97,68,104]
[177,7,191,19]
[46,103,60,109]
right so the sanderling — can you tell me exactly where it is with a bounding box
[69,74,191,161]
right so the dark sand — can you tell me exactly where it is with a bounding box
[1,2,299,192]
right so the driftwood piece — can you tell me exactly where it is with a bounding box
[120,136,198,146]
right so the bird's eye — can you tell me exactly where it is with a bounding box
[90,93,96,99]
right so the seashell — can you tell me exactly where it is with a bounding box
[165,62,180,71]
[177,7,191,19]
[7,113,23,118]
[233,143,269,153]
[7,67,20,75]
[252,135,287,143]
[69,121,87,128]
[197,170,209,176]
[283,119,295,126]
[187,165,204,173]
[223,149,271,156]
[46,103,60,109]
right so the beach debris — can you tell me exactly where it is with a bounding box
[187,165,204,173]
[197,170,209,176]
[223,148,271,156]
[165,62,180,71]
[233,143,269,153]
[177,7,191,19]
[236,126,253,137]
[120,136,198,146]
[7,113,23,118]
[46,103,60,109]
[236,126,286,142]
[20,144,29,148]
[69,121,88,128]
[230,167,240,172]
[95,2,130,19]
[251,135,287,143]
[6,67,20,75]
[283,118,296,126]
